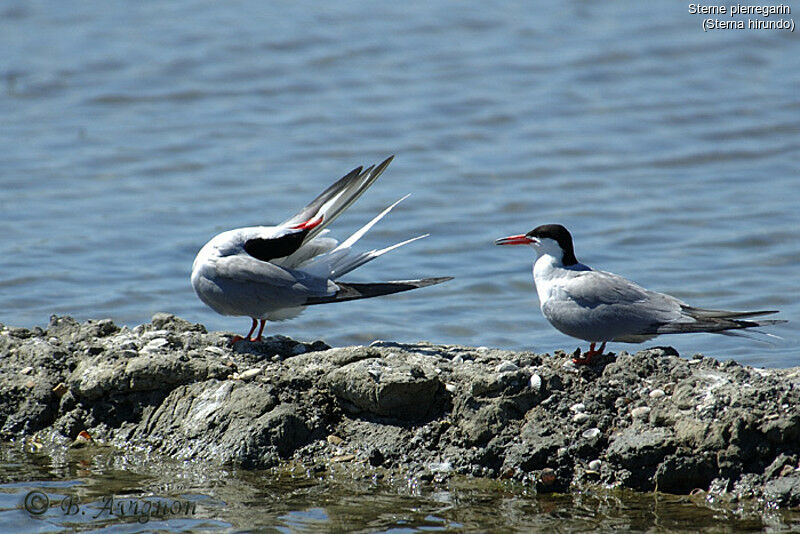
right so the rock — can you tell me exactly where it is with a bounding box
[570,403,586,413]
[572,413,590,424]
[327,434,344,446]
[582,428,601,439]
[0,315,798,508]
[495,361,518,373]
[324,350,444,420]
[235,368,262,381]
[763,475,800,507]
[529,374,542,393]
[607,427,676,490]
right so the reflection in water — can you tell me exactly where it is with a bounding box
[0,443,797,532]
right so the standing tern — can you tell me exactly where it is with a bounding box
[495,224,784,364]
[192,156,451,343]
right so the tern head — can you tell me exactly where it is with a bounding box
[495,224,579,266]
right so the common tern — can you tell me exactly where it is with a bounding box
[495,224,784,364]
[192,156,451,343]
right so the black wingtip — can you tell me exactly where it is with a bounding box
[372,155,394,177]
[411,276,453,287]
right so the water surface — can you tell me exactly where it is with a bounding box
[2,443,798,533]
[2,1,799,367]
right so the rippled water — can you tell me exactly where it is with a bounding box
[2,1,799,367]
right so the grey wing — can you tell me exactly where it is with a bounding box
[552,270,687,342]
[208,255,337,315]
[216,255,336,295]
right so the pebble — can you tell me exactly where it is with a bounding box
[588,459,602,471]
[142,330,170,340]
[117,340,138,352]
[572,412,590,424]
[142,338,169,353]
[52,382,69,397]
[631,406,651,420]
[452,355,463,365]
[326,435,344,446]
[19,366,34,375]
[649,389,666,399]
[236,368,262,381]
[330,454,355,463]
[445,383,457,393]
[582,428,601,439]
[570,402,586,413]
[529,374,542,392]
[204,346,227,356]
[495,361,518,373]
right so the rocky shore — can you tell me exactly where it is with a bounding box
[1,314,799,507]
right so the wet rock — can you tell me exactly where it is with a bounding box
[763,475,800,507]
[609,428,675,464]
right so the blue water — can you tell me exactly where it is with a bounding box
[2,1,799,367]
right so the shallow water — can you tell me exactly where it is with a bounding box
[2,443,799,533]
[1,1,798,367]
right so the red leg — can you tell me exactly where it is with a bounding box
[230,318,258,345]
[253,319,266,342]
[572,341,607,365]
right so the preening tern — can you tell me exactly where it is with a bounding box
[192,156,451,342]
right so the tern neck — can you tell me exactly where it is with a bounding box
[560,245,578,266]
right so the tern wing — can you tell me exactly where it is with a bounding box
[548,269,686,342]
[656,306,785,334]
[215,255,336,298]
[555,269,785,341]
[280,156,394,243]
